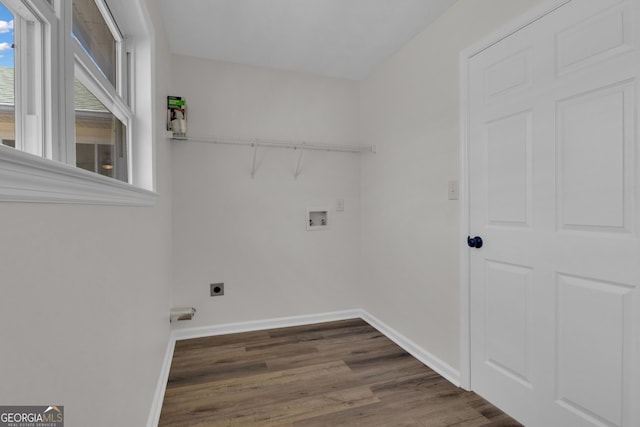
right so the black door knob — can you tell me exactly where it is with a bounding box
[467,236,483,248]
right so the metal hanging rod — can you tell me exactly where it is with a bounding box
[171,135,376,154]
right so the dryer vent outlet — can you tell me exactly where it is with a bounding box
[210,283,224,297]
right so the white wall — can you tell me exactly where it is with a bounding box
[0,1,174,426]
[358,0,543,370]
[170,56,362,328]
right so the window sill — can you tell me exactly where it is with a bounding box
[0,146,158,206]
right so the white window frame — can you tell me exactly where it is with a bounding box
[0,0,157,206]
[5,0,46,156]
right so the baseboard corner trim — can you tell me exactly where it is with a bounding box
[359,310,461,387]
[146,335,177,427]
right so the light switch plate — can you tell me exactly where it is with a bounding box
[448,180,459,200]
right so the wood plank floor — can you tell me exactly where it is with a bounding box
[159,319,523,426]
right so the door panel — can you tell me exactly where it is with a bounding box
[556,274,633,426]
[556,2,633,75]
[556,81,633,232]
[484,261,533,385]
[484,49,533,101]
[486,112,532,226]
[467,1,640,426]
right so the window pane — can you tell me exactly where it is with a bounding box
[0,1,14,147]
[75,78,127,182]
[72,0,116,86]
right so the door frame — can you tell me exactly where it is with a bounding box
[458,0,571,390]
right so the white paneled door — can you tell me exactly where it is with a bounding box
[467,1,640,426]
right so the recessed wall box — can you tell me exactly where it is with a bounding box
[307,209,329,231]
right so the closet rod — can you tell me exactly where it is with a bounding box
[171,135,375,154]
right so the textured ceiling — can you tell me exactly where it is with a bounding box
[158,0,458,80]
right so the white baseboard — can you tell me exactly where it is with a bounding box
[147,308,461,426]
[146,336,176,427]
[171,309,363,341]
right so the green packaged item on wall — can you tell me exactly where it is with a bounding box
[167,96,187,139]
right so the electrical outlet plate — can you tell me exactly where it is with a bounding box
[210,283,224,296]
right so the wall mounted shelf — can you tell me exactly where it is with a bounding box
[171,135,375,153]
[170,134,375,179]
